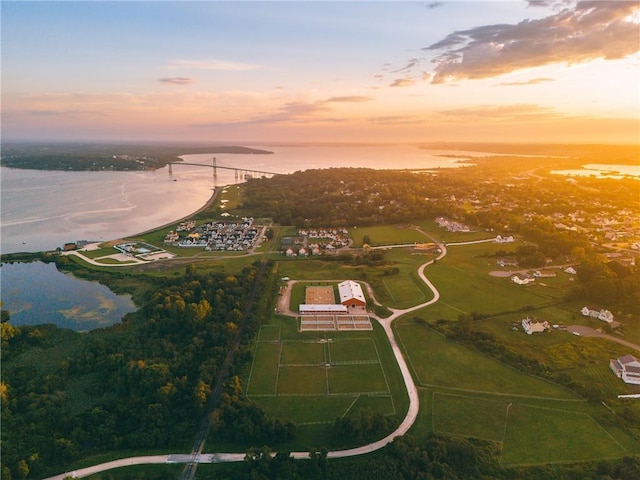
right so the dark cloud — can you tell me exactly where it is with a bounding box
[426,1,640,83]
[425,2,443,9]
[496,77,555,86]
[158,77,195,85]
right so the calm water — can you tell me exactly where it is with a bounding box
[1,261,136,331]
[1,145,475,254]
[551,163,640,179]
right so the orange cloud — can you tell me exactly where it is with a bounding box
[496,77,554,86]
[389,78,416,88]
[427,1,640,83]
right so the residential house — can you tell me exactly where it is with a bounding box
[610,355,640,385]
[521,317,550,334]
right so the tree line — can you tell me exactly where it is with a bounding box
[0,261,284,479]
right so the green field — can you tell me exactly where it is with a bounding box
[245,321,403,425]
[501,404,626,465]
[396,322,576,399]
[349,225,429,246]
[432,393,508,442]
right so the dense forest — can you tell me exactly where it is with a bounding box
[0,260,284,479]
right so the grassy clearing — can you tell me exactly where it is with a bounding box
[349,225,428,247]
[432,393,508,442]
[396,322,576,399]
[329,338,378,363]
[280,341,325,365]
[500,404,626,465]
[278,366,328,395]
[244,316,407,429]
[257,324,281,342]
[329,364,389,394]
[254,395,359,424]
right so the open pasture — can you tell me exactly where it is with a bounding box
[246,326,395,423]
[432,393,508,442]
[425,391,630,467]
[501,404,626,465]
[328,338,379,363]
[396,323,576,399]
[349,225,428,247]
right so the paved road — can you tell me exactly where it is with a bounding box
[567,325,640,352]
[42,235,448,479]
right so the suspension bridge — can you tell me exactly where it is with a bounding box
[167,157,280,180]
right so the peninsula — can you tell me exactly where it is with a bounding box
[0,142,273,171]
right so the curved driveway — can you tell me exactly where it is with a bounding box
[42,239,447,479]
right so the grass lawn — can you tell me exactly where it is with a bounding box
[246,342,280,395]
[432,393,508,442]
[349,225,429,247]
[328,338,379,363]
[257,324,281,342]
[500,404,626,466]
[396,323,577,399]
[328,364,389,394]
[244,317,407,431]
[277,365,328,395]
[280,341,326,365]
[254,395,360,424]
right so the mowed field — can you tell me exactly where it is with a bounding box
[245,319,403,425]
[397,323,640,466]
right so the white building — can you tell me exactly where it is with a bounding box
[521,317,550,334]
[610,355,640,385]
[299,304,348,315]
[338,280,366,308]
[511,273,535,285]
[581,306,614,323]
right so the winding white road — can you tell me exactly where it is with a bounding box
[42,239,448,479]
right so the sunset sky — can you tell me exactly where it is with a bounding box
[2,1,639,144]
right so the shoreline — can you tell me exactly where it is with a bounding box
[128,186,221,239]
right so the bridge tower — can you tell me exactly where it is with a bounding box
[212,157,217,178]
[168,163,173,174]
[234,169,239,180]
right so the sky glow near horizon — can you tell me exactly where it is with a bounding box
[2,1,639,144]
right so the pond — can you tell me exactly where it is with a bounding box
[1,261,136,331]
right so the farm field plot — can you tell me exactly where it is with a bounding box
[349,225,428,246]
[396,323,576,399]
[432,393,508,442]
[246,326,395,423]
[500,404,626,465]
[328,338,379,363]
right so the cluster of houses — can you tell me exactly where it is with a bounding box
[298,227,349,245]
[494,235,515,243]
[581,306,614,324]
[164,217,259,251]
[435,217,471,232]
[281,228,350,257]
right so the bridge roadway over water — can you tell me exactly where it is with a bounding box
[168,157,281,179]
